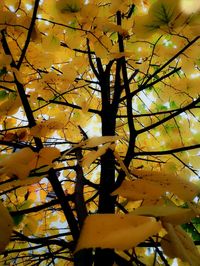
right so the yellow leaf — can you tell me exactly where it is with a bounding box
[109,51,132,60]
[0,94,21,116]
[113,150,132,179]
[180,0,200,14]
[37,147,60,168]
[93,40,108,58]
[41,34,60,52]
[30,119,65,138]
[187,202,200,215]
[0,201,13,252]
[175,225,200,259]
[112,179,166,200]
[0,54,12,68]
[162,223,200,265]
[61,64,77,83]
[131,169,200,201]
[12,165,32,180]
[80,135,121,148]
[131,205,196,225]
[13,68,24,84]
[0,148,37,179]
[163,223,190,262]
[31,25,41,42]
[75,214,161,252]
[161,233,177,259]
[162,209,196,225]
[0,11,16,30]
[81,142,111,168]
[0,177,43,191]
[80,99,89,113]
[23,216,39,236]
[134,0,190,38]
[56,0,83,14]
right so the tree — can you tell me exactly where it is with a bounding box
[0,0,200,265]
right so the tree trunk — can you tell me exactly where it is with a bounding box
[74,249,94,266]
[94,105,116,265]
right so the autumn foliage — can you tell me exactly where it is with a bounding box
[0,0,200,265]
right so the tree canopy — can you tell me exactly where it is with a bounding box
[0,0,200,265]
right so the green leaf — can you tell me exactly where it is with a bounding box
[0,90,8,100]
[182,220,200,241]
[149,0,180,26]
[12,214,24,226]
[156,104,168,111]
[169,100,178,109]
[0,67,7,77]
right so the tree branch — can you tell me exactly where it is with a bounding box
[142,36,200,87]
[137,97,200,134]
[134,144,200,156]
[74,149,88,228]
[13,230,73,249]
[17,0,40,69]
[10,195,74,217]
